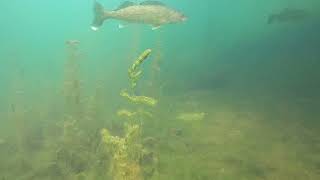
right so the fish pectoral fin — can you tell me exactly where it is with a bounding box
[151,25,161,30]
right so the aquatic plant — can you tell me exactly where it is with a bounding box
[42,42,107,179]
[101,125,143,180]
[120,89,157,107]
[100,49,159,180]
[117,109,153,119]
[120,48,158,121]
[62,40,83,116]
[128,49,152,91]
[59,41,84,147]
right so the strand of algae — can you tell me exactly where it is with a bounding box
[120,89,157,107]
[100,49,159,180]
[117,109,153,119]
[60,41,83,144]
[101,125,143,180]
[63,40,83,116]
[121,49,158,107]
[128,49,152,90]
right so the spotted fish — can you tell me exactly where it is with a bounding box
[91,1,187,30]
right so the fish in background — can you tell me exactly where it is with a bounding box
[91,0,187,31]
[267,8,309,24]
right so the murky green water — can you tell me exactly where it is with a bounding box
[0,0,320,179]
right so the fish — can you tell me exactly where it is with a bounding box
[91,0,187,31]
[267,8,309,24]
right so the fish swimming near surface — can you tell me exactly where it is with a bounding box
[91,0,187,31]
[267,8,309,24]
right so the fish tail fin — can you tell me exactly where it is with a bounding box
[91,1,109,31]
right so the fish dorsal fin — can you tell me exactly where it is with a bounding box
[140,1,166,6]
[115,1,135,10]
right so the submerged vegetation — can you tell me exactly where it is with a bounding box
[1,0,320,179]
[0,41,319,180]
[0,44,160,180]
[100,48,158,180]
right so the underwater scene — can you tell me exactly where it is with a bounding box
[0,0,320,179]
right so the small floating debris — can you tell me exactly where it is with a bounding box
[176,112,206,121]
